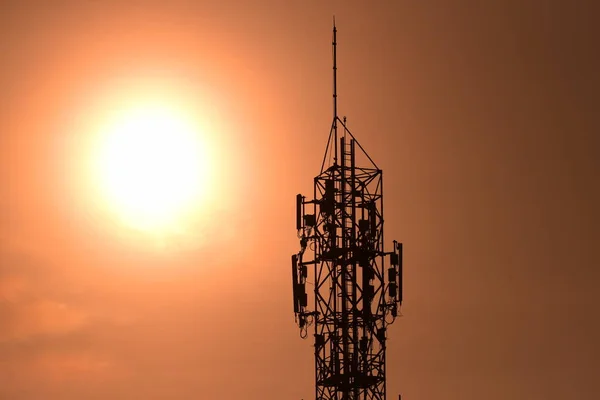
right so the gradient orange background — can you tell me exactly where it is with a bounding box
[1,1,598,399]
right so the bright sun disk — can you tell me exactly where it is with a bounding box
[94,104,209,232]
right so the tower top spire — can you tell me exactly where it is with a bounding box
[332,16,338,165]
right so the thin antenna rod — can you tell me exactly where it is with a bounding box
[332,16,338,165]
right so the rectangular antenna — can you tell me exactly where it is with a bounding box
[398,243,403,304]
[296,194,303,230]
[291,254,299,313]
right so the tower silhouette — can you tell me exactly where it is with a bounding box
[291,20,404,400]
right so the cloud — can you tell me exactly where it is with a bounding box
[0,250,89,343]
[0,273,25,303]
[31,351,118,384]
[1,299,88,343]
[0,344,130,400]
[0,247,132,399]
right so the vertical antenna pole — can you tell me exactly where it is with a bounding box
[333,16,338,165]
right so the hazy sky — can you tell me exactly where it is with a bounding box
[1,1,599,399]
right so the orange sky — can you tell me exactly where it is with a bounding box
[1,1,599,399]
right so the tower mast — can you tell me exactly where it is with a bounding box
[291,21,404,400]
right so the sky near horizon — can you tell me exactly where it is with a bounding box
[1,1,599,399]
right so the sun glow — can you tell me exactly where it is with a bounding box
[93,103,211,233]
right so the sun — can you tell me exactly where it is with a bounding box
[93,103,210,232]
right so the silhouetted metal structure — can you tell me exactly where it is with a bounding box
[291,20,403,400]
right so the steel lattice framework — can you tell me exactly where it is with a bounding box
[291,22,403,400]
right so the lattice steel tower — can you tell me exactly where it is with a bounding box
[291,21,404,400]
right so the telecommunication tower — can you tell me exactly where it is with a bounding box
[291,20,404,400]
